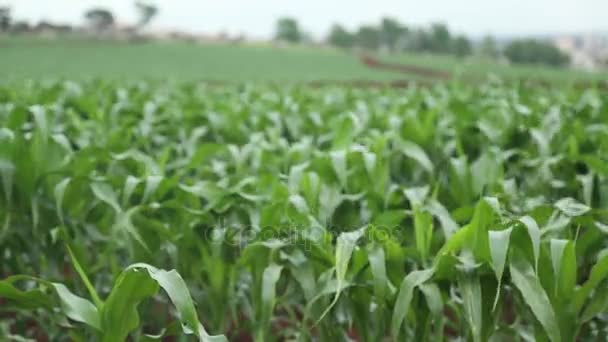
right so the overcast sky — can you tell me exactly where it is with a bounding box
[3,0,607,39]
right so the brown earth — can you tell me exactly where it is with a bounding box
[360,54,452,79]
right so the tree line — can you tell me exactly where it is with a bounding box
[0,6,571,68]
[0,2,158,36]
[276,17,570,67]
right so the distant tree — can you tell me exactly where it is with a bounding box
[84,8,115,33]
[504,39,570,66]
[380,17,406,51]
[300,31,315,45]
[0,6,11,32]
[327,24,355,49]
[478,35,499,58]
[356,25,381,50]
[429,22,451,53]
[11,20,31,34]
[275,17,301,43]
[452,35,472,57]
[135,1,158,30]
[401,28,430,52]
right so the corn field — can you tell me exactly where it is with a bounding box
[1,80,608,341]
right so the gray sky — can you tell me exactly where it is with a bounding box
[3,0,607,39]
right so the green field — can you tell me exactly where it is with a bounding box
[2,34,608,341]
[1,36,607,83]
[0,37,397,81]
[2,79,608,341]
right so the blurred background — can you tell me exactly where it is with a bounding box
[0,0,607,82]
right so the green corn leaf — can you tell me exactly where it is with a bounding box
[330,150,348,188]
[0,275,53,309]
[30,105,49,140]
[368,243,387,300]
[581,281,608,322]
[91,182,122,213]
[554,197,591,217]
[459,271,483,342]
[0,276,100,330]
[317,227,365,323]
[419,282,443,316]
[414,209,433,262]
[488,227,512,310]
[0,159,15,204]
[52,283,101,331]
[53,177,71,225]
[66,244,103,308]
[427,199,458,238]
[519,216,541,272]
[122,175,141,206]
[282,250,315,301]
[258,264,283,341]
[469,198,497,263]
[142,175,163,203]
[399,140,434,173]
[102,263,226,342]
[509,252,561,342]
[550,239,576,298]
[403,185,429,208]
[391,268,434,339]
[100,267,159,341]
[113,206,150,252]
[574,253,608,312]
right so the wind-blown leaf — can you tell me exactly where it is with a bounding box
[52,283,101,330]
[122,175,141,206]
[317,227,365,323]
[427,199,458,238]
[142,175,163,203]
[489,227,512,310]
[91,182,122,213]
[519,216,541,272]
[403,185,429,207]
[399,140,434,173]
[554,197,591,217]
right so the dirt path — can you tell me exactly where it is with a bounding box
[360,54,452,79]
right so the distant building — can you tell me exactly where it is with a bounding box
[554,34,608,70]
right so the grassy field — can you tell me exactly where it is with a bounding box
[1,36,607,83]
[0,37,397,81]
